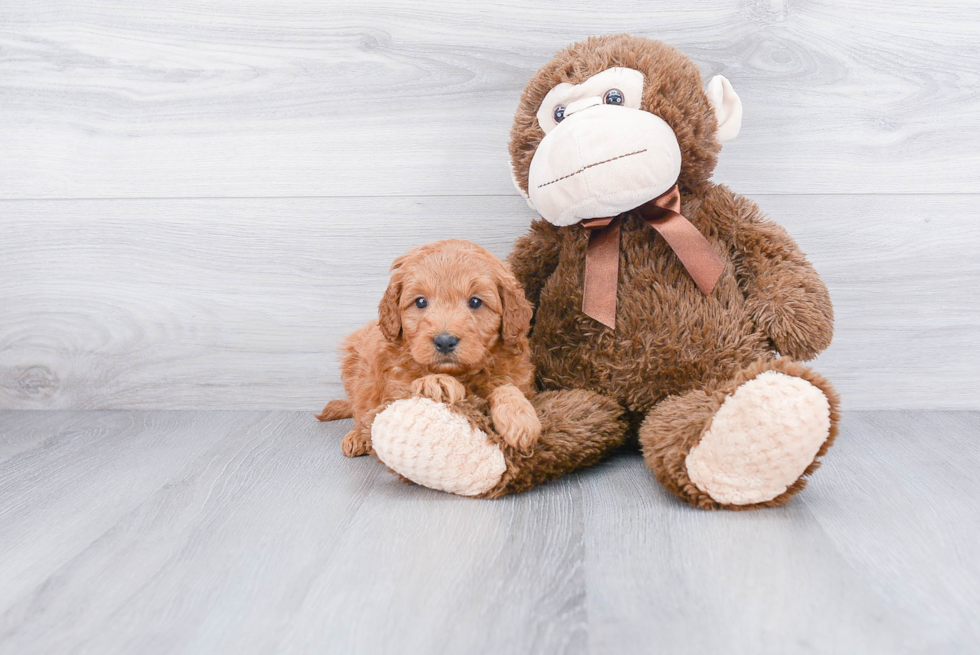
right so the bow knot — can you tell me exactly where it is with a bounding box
[581,184,724,329]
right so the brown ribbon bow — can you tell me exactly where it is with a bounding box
[580,184,724,329]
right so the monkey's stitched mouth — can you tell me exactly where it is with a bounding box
[536,148,648,189]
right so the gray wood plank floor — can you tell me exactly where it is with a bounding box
[1,410,977,654]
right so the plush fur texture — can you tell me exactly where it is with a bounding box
[371,389,627,498]
[487,390,627,498]
[502,35,839,508]
[686,371,832,506]
[348,35,842,509]
[316,239,540,457]
[509,184,835,412]
[371,397,507,497]
[639,358,840,509]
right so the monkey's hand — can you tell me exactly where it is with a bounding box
[488,384,541,453]
[745,275,834,361]
[411,375,467,404]
[728,191,834,361]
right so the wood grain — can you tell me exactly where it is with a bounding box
[581,410,980,654]
[801,412,980,650]
[2,194,978,410]
[2,2,977,651]
[0,410,977,653]
[1,0,978,198]
[0,411,586,655]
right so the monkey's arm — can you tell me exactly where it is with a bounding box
[506,219,562,309]
[728,194,834,361]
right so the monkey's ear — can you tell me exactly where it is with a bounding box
[509,161,536,211]
[706,75,743,143]
[378,271,403,341]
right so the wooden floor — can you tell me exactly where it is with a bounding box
[1,411,977,654]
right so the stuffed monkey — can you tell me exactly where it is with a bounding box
[370,35,840,509]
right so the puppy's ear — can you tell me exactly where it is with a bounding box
[378,257,408,341]
[497,266,534,343]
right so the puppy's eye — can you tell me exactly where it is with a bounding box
[467,297,483,309]
[553,105,566,123]
[603,89,624,106]
[414,297,428,309]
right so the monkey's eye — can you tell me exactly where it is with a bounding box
[467,297,483,309]
[604,89,624,106]
[553,105,566,123]
[414,297,428,309]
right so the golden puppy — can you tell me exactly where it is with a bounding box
[316,239,541,458]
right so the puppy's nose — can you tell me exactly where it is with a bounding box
[433,333,459,353]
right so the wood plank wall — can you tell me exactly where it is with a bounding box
[2,0,978,410]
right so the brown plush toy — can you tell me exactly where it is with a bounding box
[370,34,840,510]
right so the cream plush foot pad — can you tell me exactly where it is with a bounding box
[371,397,506,497]
[685,371,832,506]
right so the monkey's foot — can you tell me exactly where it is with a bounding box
[371,397,506,497]
[685,371,833,506]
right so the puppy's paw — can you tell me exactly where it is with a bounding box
[411,374,467,404]
[341,429,372,457]
[489,386,542,453]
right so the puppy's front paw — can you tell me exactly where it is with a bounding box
[341,429,372,457]
[411,374,467,404]
[489,386,542,453]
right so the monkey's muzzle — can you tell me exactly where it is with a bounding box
[528,104,683,227]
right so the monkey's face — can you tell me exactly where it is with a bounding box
[528,67,682,226]
[509,36,743,227]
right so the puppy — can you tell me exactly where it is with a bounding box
[316,239,541,458]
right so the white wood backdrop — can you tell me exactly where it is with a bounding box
[1,0,979,410]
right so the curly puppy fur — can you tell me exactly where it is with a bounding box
[502,35,838,508]
[317,239,540,457]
